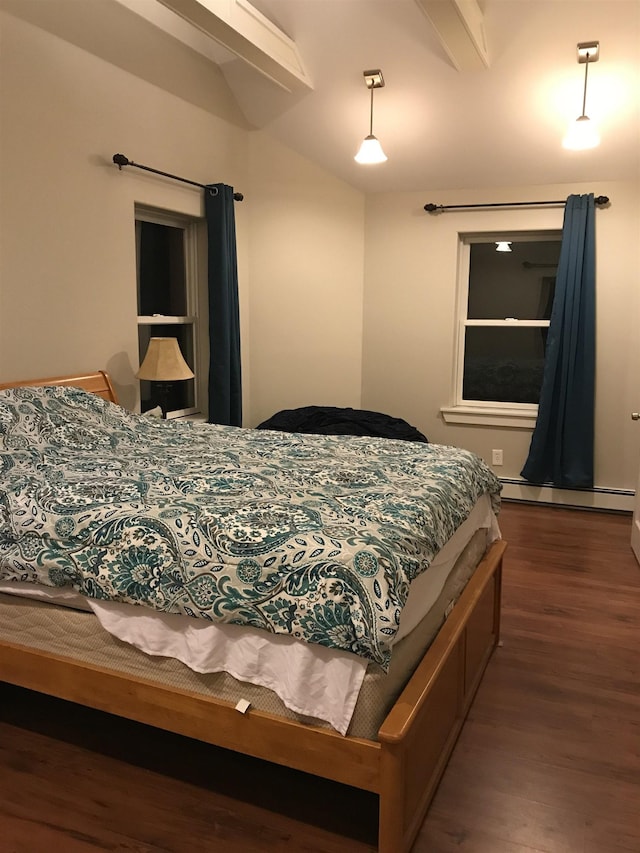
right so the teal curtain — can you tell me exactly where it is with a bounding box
[521,194,596,487]
[205,184,242,426]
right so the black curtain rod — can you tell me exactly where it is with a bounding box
[112,154,244,200]
[424,195,609,213]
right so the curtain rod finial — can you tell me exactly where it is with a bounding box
[113,153,130,169]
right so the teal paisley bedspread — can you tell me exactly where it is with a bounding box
[0,386,501,668]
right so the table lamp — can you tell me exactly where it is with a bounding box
[136,336,194,418]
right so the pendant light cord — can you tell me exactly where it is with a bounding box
[369,84,374,135]
[582,52,590,116]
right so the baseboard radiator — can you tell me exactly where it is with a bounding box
[499,478,634,513]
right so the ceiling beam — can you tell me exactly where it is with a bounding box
[416,0,489,71]
[157,0,313,92]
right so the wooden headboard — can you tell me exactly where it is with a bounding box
[0,371,119,404]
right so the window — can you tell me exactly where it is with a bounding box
[443,233,562,427]
[135,207,205,418]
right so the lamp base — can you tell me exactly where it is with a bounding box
[153,381,173,419]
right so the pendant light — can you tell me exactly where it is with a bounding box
[355,69,387,164]
[563,41,600,150]
[495,242,512,253]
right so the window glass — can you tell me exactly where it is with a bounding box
[137,222,187,316]
[468,241,559,320]
[135,208,201,418]
[456,234,561,410]
[463,326,548,403]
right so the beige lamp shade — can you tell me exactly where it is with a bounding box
[136,337,194,382]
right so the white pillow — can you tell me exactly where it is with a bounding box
[143,405,163,418]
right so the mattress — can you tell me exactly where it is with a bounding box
[0,526,493,739]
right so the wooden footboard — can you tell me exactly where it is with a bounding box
[377,537,505,852]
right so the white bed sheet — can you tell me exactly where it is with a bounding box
[395,493,500,641]
[0,496,499,734]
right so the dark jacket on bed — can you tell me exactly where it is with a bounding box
[256,406,428,443]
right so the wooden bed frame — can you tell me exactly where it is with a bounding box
[0,371,506,852]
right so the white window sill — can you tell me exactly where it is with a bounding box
[440,405,537,429]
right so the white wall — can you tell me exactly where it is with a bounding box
[0,9,365,424]
[361,181,640,495]
[246,131,364,427]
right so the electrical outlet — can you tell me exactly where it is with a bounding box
[491,449,503,466]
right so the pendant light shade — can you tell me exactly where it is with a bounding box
[563,41,600,151]
[355,134,387,164]
[495,241,512,253]
[355,70,387,164]
[563,115,600,151]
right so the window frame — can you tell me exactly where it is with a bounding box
[441,230,562,428]
[135,205,206,419]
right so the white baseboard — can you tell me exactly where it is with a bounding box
[499,479,634,513]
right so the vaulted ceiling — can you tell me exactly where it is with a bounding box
[6,0,640,194]
[221,0,640,193]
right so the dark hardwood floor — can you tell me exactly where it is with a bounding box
[1,502,638,852]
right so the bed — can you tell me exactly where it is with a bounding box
[0,371,506,852]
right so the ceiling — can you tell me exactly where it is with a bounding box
[6,0,640,195]
[229,0,640,194]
